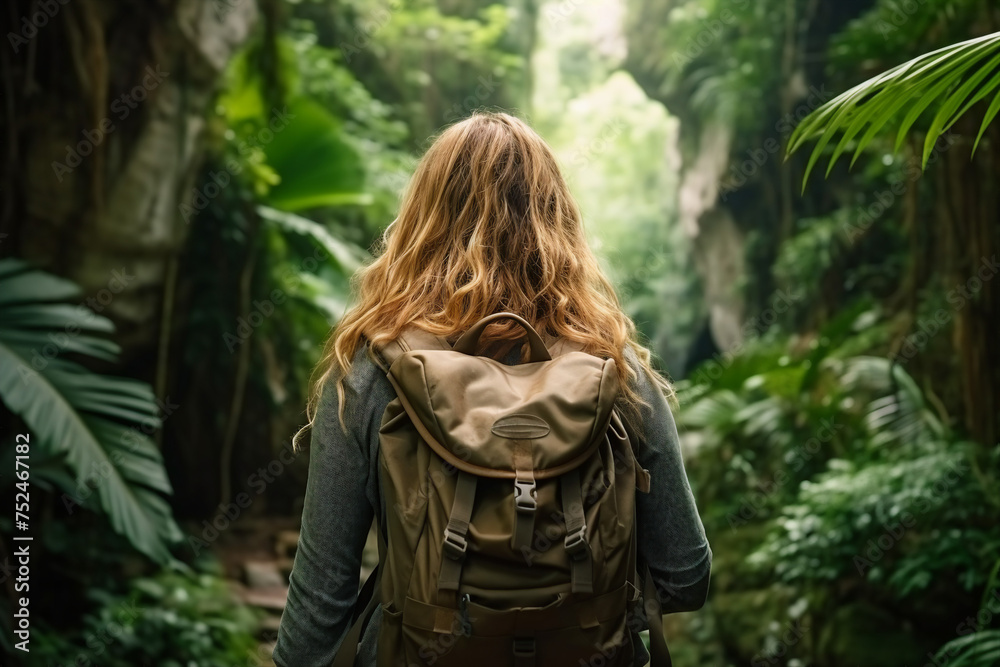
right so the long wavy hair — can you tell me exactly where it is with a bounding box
[303,111,671,437]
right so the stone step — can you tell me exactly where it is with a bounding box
[259,613,283,635]
[234,582,289,611]
[244,560,287,589]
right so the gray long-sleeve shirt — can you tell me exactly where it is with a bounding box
[273,343,711,667]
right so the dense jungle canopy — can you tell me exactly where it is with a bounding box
[0,0,998,665]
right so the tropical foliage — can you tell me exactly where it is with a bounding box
[1,0,999,665]
[0,260,182,564]
[789,31,1000,181]
[31,566,261,667]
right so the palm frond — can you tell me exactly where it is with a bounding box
[840,356,946,447]
[935,630,1000,667]
[0,260,181,564]
[789,31,1000,188]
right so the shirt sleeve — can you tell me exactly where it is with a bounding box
[272,347,393,667]
[626,347,713,613]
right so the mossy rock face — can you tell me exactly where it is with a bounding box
[817,602,934,667]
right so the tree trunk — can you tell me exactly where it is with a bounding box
[1,0,256,360]
[934,120,1000,447]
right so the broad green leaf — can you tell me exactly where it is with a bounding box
[261,96,372,212]
[0,260,181,564]
[257,205,367,274]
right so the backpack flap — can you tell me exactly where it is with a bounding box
[384,349,620,479]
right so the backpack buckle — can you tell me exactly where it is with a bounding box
[565,525,588,561]
[513,637,536,658]
[443,528,468,560]
[513,478,537,513]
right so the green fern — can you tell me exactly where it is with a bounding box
[0,260,181,563]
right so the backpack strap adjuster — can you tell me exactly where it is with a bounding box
[438,472,478,591]
[565,525,588,561]
[513,637,537,666]
[561,469,594,594]
[442,528,468,560]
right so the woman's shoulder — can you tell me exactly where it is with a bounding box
[622,343,663,389]
[622,344,677,416]
[315,344,394,420]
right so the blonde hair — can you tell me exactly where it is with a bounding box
[303,111,671,439]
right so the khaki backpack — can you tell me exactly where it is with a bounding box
[333,313,672,667]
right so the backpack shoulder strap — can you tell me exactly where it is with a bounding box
[369,327,453,373]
